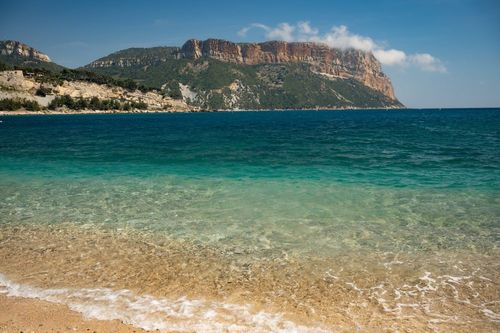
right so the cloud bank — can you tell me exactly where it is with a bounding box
[238,22,446,73]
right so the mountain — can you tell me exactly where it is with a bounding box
[181,39,396,99]
[0,40,64,72]
[0,41,190,112]
[1,39,404,111]
[85,39,404,110]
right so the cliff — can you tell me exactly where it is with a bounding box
[84,38,404,110]
[0,38,403,111]
[0,40,51,62]
[0,40,64,72]
[180,39,396,100]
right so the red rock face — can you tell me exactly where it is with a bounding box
[181,39,396,100]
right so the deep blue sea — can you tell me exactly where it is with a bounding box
[0,109,499,331]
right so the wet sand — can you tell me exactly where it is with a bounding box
[0,223,498,332]
[0,294,148,333]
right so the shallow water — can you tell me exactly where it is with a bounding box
[0,109,499,332]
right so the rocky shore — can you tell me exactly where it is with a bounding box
[0,70,191,112]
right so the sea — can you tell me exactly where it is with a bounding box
[0,109,498,332]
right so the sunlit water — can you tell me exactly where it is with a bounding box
[0,109,499,332]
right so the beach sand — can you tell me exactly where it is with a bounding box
[1,224,498,332]
[0,294,146,333]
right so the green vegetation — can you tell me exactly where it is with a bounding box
[0,98,41,111]
[0,58,153,94]
[0,61,10,71]
[19,67,153,93]
[1,40,403,110]
[162,80,183,99]
[0,95,148,113]
[94,47,181,63]
[0,59,151,112]
[0,54,65,72]
[35,86,52,97]
[85,50,403,110]
[48,95,147,111]
[206,92,225,110]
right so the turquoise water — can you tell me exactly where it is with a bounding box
[0,109,499,256]
[1,109,499,331]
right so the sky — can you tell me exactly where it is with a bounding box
[1,0,499,108]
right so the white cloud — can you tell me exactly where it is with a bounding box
[238,23,271,37]
[238,22,446,73]
[309,25,376,51]
[410,53,447,72]
[267,23,296,42]
[239,22,296,42]
[373,49,407,66]
[297,21,318,36]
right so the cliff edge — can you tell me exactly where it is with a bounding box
[181,39,396,100]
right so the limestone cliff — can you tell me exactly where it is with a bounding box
[84,38,403,110]
[181,39,396,100]
[0,40,51,63]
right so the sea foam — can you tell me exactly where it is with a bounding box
[0,274,329,333]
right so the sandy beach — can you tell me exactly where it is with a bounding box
[1,223,498,332]
[0,109,498,332]
[1,0,499,330]
[0,294,146,333]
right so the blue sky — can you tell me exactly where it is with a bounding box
[1,0,499,108]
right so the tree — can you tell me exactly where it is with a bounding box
[123,79,138,91]
[165,81,182,99]
[35,86,52,97]
[89,97,100,109]
[24,100,41,111]
[0,61,10,71]
[0,98,41,111]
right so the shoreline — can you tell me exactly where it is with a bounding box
[1,109,498,332]
[2,106,499,116]
[1,223,497,332]
[0,293,148,333]
[0,106,407,116]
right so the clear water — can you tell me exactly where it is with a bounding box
[0,109,499,331]
[1,109,498,254]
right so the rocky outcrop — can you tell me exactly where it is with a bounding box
[88,58,148,68]
[0,70,191,111]
[0,40,51,62]
[0,70,38,91]
[181,39,396,100]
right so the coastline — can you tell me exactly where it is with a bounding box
[1,109,498,332]
[0,109,201,116]
[0,105,406,116]
[3,106,499,116]
[1,223,498,332]
[0,294,147,333]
